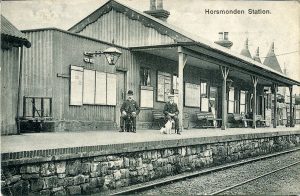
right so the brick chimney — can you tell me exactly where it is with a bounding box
[214,32,233,49]
[144,0,170,21]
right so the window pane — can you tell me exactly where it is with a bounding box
[240,91,246,104]
[229,88,235,101]
[240,105,245,113]
[70,66,83,106]
[201,82,207,96]
[228,101,234,113]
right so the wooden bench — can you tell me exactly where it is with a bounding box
[152,110,165,129]
[195,111,221,128]
[229,113,266,128]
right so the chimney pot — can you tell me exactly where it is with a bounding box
[214,32,233,49]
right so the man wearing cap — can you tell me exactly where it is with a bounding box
[163,94,180,134]
[120,90,140,133]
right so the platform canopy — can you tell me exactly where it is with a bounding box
[130,42,300,87]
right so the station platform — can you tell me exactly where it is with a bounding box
[2,125,300,153]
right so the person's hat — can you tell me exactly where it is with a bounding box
[167,93,175,97]
[127,90,133,95]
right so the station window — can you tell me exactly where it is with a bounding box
[228,87,235,113]
[240,91,246,114]
[200,82,208,111]
[140,67,151,86]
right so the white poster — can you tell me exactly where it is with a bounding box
[185,83,200,107]
[95,72,107,105]
[201,97,209,112]
[70,66,83,106]
[140,89,153,108]
[106,73,117,105]
[83,69,95,104]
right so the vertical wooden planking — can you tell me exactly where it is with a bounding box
[79,10,174,47]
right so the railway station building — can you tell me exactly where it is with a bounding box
[2,0,300,134]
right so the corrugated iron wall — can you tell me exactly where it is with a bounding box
[22,29,139,130]
[22,30,54,113]
[1,47,19,135]
[54,30,136,122]
[79,10,175,47]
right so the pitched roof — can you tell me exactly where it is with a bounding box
[68,0,295,82]
[240,38,252,58]
[1,15,31,47]
[263,42,282,73]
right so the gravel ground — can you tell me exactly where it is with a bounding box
[137,150,300,195]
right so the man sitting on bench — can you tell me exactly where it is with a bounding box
[163,93,180,135]
[119,90,140,133]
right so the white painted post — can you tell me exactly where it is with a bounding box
[178,46,187,132]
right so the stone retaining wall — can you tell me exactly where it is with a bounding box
[1,133,300,195]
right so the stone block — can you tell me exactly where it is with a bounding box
[20,165,40,174]
[116,180,123,188]
[22,174,40,180]
[151,151,158,159]
[129,171,137,177]
[39,189,51,196]
[89,178,99,188]
[123,157,130,168]
[107,155,118,161]
[94,156,107,162]
[7,175,21,185]
[104,174,114,186]
[186,147,192,155]
[56,162,66,174]
[64,177,75,186]
[30,178,44,191]
[90,163,98,173]
[114,159,124,168]
[66,160,81,176]
[41,163,55,177]
[81,183,91,195]
[74,174,85,185]
[136,158,143,167]
[44,176,58,189]
[108,161,115,169]
[67,185,81,195]
[129,158,136,167]
[181,147,186,156]
[147,163,153,171]
[12,180,29,196]
[52,186,64,192]
[97,177,105,187]
[120,179,130,187]
[82,163,91,174]
[113,170,122,180]
[52,189,67,196]
[120,169,129,179]
[137,167,144,176]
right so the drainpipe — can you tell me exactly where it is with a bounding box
[16,46,23,135]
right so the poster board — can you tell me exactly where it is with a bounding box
[157,71,171,102]
[70,66,83,106]
[185,82,200,107]
[140,89,154,108]
[106,73,116,105]
[201,97,209,112]
[265,109,272,126]
[95,72,107,105]
[83,69,96,104]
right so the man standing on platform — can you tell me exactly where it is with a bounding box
[163,94,180,134]
[119,90,140,133]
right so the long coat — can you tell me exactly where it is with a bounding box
[163,102,179,116]
[120,99,140,114]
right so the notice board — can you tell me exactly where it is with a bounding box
[83,69,96,104]
[106,73,116,105]
[140,88,154,108]
[157,71,171,102]
[185,82,200,107]
[70,66,83,106]
[95,72,107,105]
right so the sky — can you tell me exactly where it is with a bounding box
[2,0,300,92]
